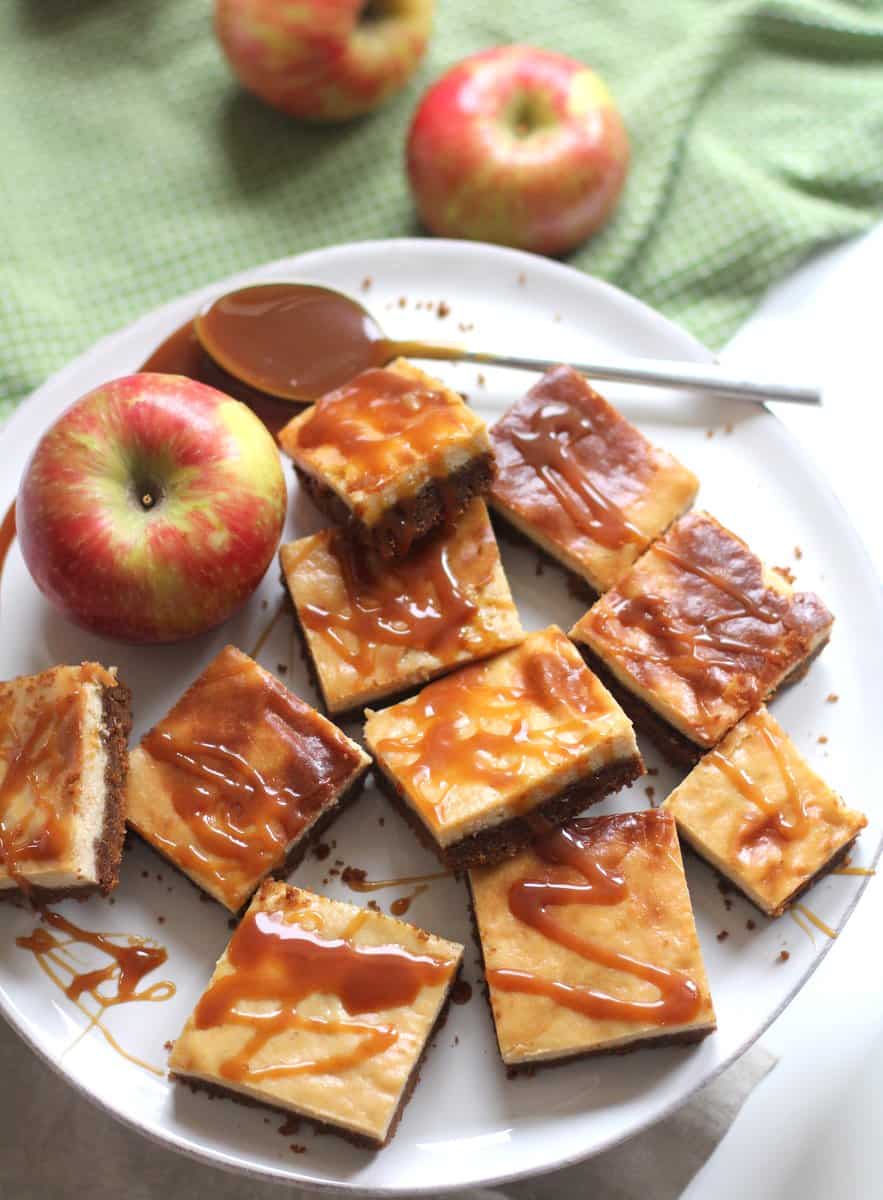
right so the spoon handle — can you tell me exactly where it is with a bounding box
[400,344,821,407]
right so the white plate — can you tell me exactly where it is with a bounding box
[0,239,880,1196]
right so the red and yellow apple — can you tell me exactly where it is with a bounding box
[215,0,434,122]
[17,373,287,644]
[406,45,629,257]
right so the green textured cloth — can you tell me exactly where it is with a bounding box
[2,0,882,419]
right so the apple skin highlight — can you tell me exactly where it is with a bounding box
[407,45,629,257]
[17,373,287,644]
[215,0,434,122]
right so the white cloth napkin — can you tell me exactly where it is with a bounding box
[0,1018,775,1200]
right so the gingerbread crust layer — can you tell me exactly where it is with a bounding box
[129,764,370,914]
[575,639,831,768]
[374,754,645,870]
[0,676,132,905]
[170,961,459,1149]
[295,451,495,561]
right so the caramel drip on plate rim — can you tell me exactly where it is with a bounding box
[15,908,174,1075]
[487,814,702,1025]
[299,521,496,671]
[375,640,608,819]
[510,401,644,550]
[0,689,80,891]
[193,907,454,1082]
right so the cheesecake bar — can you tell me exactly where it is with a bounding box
[278,358,494,559]
[469,810,716,1066]
[169,879,463,1146]
[489,366,698,593]
[0,662,130,900]
[281,499,524,715]
[127,646,370,912]
[365,626,643,869]
[570,511,833,765]
[663,707,866,917]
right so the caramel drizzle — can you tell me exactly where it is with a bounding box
[299,521,497,672]
[487,815,702,1026]
[375,641,607,819]
[341,866,451,893]
[510,400,644,550]
[193,907,454,1082]
[790,902,837,943]
[594,530,792,721]
[249,599,288,661]
[142,660,360,901]
[296,368,471,495]
[706,721,809,855]
[0,690,80,891]
[0,500,15,593]
[390,885,429,916]
[16,908,174,1075]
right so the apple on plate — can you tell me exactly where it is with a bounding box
[406,45,629,257]
[215,0,434,122]
[17,373,287,644]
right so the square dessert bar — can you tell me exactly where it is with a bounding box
[489,366,698,594]
[663,706,866,917]
[169,879,463,1146]
[364,626,644,869]
[278,358,494,559]
[127,646,370,912]
[0,662,130,900]
[281,499,524,716]
[570,511,834,765]
[469,809,716,1066]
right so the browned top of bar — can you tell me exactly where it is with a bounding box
[572,512,832,744]
[136,646,364,907]
[491,367,650,551]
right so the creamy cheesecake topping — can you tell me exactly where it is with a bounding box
[487,811,702,1026]
[371,628,615,824]
[191,899,456,1085]
[290,504,506,674]
[288,365,483,496]
[663,708,866,914]
[0,663,115,890]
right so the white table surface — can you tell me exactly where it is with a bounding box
[684,223,883,1200]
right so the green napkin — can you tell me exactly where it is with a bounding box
[2,0,882,419]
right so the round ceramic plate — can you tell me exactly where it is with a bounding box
[0,240,880,1196]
